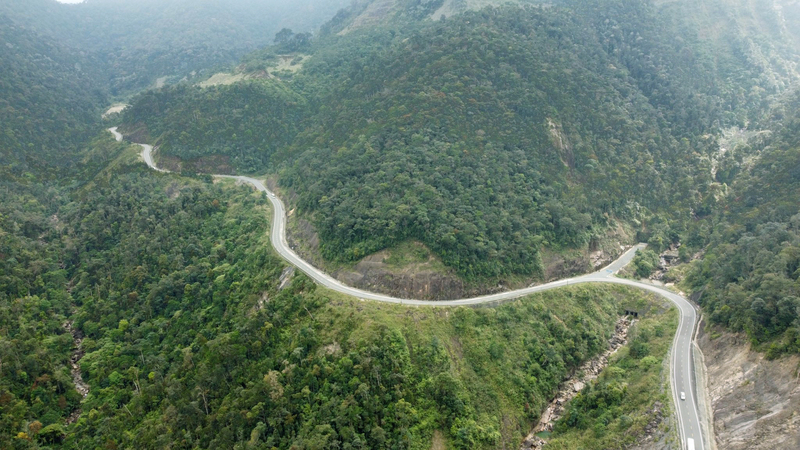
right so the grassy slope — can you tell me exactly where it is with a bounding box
[313,284,662,448]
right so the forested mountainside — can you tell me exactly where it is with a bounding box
[4,0,800,448]
[122,82,307,172]
[2,137,675,449]
[280,3,720,278]
[0,0,349,94]
[0,3,677,446]
[686,91,800,358]
[0,15,106,179]
[55,164,665,449]
[122,0,800,281]
[0,135,131,446]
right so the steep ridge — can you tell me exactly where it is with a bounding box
[685,91,800,357]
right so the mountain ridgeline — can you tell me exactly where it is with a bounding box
[122,0,800,281]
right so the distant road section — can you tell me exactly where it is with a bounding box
[110,127,706,450]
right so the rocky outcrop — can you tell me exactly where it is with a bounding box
[336,257,470,300]
[636,401,667,448]
[520,316,635,450]
[278,266,295,291]
[700,327,800,450]
[626,401,673,450]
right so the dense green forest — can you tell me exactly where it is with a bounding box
[1,136,673,448]
[0,15,106,179]
[122,1,732,279]
[62,168,658,448]
[122,82,307,171]
[279,3,725,278]
[0,132,130,446]
[686,91,800,357]
[0,182,77,445]
[5,0,800,447]
[120,0,800,284]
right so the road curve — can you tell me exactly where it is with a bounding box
[109,127,705,449]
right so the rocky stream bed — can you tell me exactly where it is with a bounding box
[520,316,635,450]
[64,320,89,425]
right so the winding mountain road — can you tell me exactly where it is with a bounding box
[110,127,706,450]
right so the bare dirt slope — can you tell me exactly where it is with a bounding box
[700,328,800,449]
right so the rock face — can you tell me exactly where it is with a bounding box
[700,327,800,450]
[520,316,635,450]
[626,401,673,450]
[639,402,666,446]
[335,250,469,300]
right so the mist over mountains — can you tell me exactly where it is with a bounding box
[0,0,349,94]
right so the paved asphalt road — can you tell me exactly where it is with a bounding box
[111,127,705,449]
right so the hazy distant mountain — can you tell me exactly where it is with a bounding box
[0,14,105,178]
[0,0,350,94]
